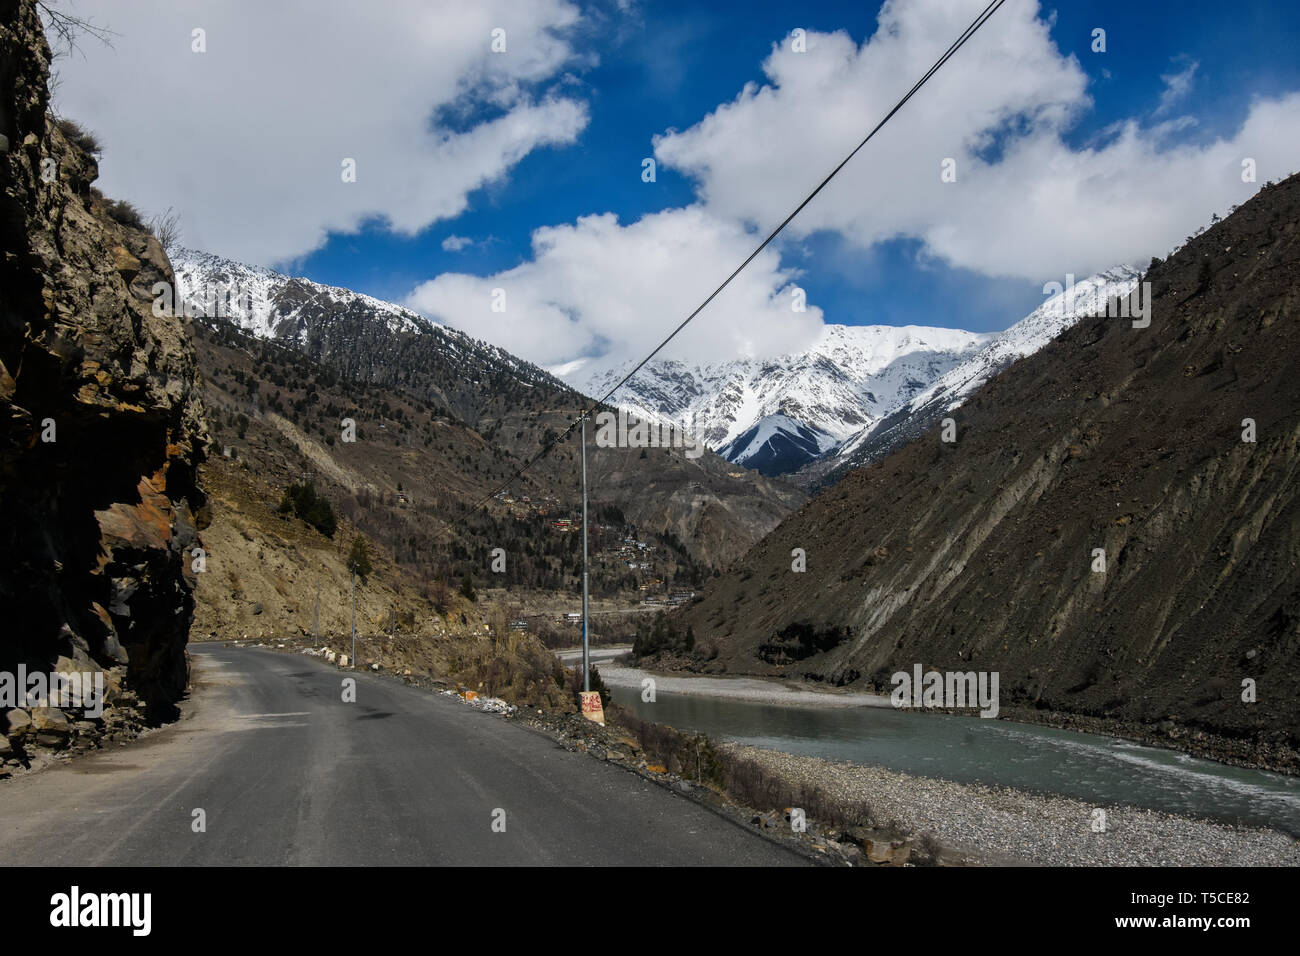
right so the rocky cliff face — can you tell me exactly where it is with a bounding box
[1,0,207,768]
[677,175,1300,768]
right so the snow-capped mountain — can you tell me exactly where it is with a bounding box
[718,414,829,477]
[174,247,1142,486]
[171,248,431,340]
[826,266,1142,476]
[170,248,562,396]
[580,324,992,476]
[579,267,1141,480]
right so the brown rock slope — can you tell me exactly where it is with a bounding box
[188,313,794,598]
[189,453,575,713]
[1,0,207,763]
[176,252,805,573]
[680,175,1300,761]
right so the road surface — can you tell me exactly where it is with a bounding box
[553,644,631,665]
[0,645,807,866]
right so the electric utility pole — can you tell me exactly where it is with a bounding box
[581,413,590,693]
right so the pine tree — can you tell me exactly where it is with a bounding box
[347,536,372,584]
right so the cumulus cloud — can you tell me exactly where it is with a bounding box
[652,0,1300,281]
[410,0,1300,375]
[405,206,824,372]
[49,0,589,265]
[441,235,475,252]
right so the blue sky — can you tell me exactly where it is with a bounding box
[298,0,1300,340]
[54,0,1300,374]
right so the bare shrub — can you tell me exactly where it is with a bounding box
[148,206,182,256]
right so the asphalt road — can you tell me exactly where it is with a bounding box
[0,645,807,866]
[553,644,631,664]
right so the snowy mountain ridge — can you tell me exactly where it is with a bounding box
[172,247,1141,483]
[829,265,1143,472]
[579,267,1141,478]
[170,248,434,341]
[579,323,992,475]
[170,248,561,391]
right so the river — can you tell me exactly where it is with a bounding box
[600,664,1300,836]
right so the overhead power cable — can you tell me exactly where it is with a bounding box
[467,0,1007,513]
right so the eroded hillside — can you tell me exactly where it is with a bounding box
[674,175,1300,767]
[178,251,805,574]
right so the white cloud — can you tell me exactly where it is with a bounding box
[441,234,474,252]
[652,0,1300,280]
[413,0,1300,374]
[405,206,824,371]
[50,0,590,265]
[67,0,1292,375]
[1156,59,1199,115]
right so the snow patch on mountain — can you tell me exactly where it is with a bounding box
[578,323,991,475]
[170,248,435,341]
[576,267,1142,479]
[833,266,1142,465]
[717,414,829,476]
[170,248,569,395]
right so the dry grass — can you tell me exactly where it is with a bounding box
[609,704,893,833]
[54,116,100,156]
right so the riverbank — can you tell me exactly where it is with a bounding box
[614,657,1298,775]
[597,663,892,708]
[600,658,1300,836]
[996,704,1299,777]
[726,743,1300,866]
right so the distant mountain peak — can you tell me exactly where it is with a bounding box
[827,265,1142,475]
[578,321,990,477]
[170,247,437,342]
[577,267,1139,480]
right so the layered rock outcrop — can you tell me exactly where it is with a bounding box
[1,0,207,768]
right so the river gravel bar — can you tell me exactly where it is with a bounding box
[724,742,1300,866]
